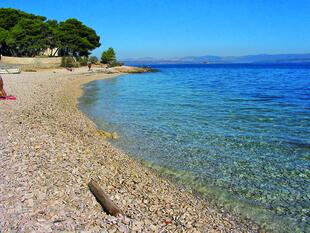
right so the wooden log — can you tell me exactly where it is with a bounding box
[88,180,123,216]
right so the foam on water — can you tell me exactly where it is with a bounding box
[79,64,310,232]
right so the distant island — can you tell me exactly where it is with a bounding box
[123,53,310,65]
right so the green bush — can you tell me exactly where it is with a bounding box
[89,56,99,64]
[108,61,124,67]
[77,56,88,66]
[100,48,124,67]
[101,47,116,64]
[61,56,79,68]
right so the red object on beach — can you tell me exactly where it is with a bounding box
[0,76,16,100]
[0,95,16,100]
[164,220,172,225]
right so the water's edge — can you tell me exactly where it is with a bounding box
[78,67,309,233]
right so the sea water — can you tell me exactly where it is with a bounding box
[79,64,310,232]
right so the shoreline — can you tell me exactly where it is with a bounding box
[0,68,260,232]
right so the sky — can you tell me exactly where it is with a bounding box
[0,0,310,59]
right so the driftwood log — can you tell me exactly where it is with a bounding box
[88,180,123,216]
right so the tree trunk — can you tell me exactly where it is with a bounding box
[9,48,16,57]
[53,48,59,57]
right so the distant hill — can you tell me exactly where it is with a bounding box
[123,53,310,65]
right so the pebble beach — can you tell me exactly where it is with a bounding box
[0,68,260,232]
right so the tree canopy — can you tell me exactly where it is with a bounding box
[5,18,52,57]
[0,8,101,57]
[0,8,46,30]
[58,18,100,57]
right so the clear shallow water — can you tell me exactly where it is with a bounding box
[79,64,310,232]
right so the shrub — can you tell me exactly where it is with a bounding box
[101,47,116,64]
[61,56,79,67]
[89,56,99,64]
[107,61,124,67]
[77,56,88,66]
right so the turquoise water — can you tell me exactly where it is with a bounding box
[79,64,310,232]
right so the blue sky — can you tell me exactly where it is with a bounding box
[0,0,309,59]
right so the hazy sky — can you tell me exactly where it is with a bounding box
[1,0,309,59]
